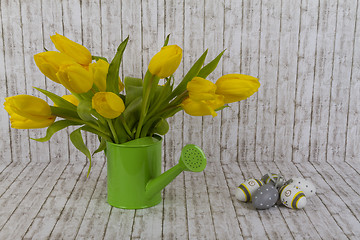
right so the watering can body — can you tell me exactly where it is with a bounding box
[106,135,164,209]
[106,135,206,209]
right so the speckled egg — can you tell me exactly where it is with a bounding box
[252,183,279,210]
[289,177,316,198]
[235,178,264,202]
[279,184,307,209]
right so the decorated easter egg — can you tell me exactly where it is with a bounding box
[252,183,279,210]
[235,178,264,202]
[279,184,307,209]
[289,177,316,198]
[261,173,285,188]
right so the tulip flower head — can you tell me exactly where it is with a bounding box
[90,59,124,92]
[187,77,217,101]
[215,74,260,104]
[4,95,55,129]
[148,45,182,78]
[56,64,94,94]
[50,33,92,66]
[181,95,224,117]
[34,51,76,83]
[92,92,125,119]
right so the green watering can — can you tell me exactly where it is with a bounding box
[106,135,207,209]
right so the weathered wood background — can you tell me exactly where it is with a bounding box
[0,0,359,165]
[0,0,360,239]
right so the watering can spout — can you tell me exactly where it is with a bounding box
[145,144,207,199]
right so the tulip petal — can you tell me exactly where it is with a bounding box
[92,92,125,119]
[51,33,92,65]
[148,45,182,78]
[4,95,52,121]
[215,74,260,104]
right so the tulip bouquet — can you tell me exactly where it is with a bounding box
[4,34,260,175]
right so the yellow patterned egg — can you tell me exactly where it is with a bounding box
[235,178,264,202]
[279,184,307,209]
[290,177,316,198]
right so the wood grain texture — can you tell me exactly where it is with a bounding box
[345,0,360,165]
[273,0,300,162]
[238,0,261,163]
[255,0,281,162]
[327,0,357,163]
[0,0,358,165]
[0,0,359,239]
[310,0,338,163]
[0,0,12,170]
[1,0,31,163]
[292,0,319,163]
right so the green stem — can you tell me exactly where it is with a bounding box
[120,116,134,139]
[107,119,119,143]
[135,74,155,138]
[169,90,188,106]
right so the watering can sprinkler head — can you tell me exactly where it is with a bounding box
[145,144,207,198]
[178,144,207,172]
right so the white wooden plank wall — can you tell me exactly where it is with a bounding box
[0,0,359,165]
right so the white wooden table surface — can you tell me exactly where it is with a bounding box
[0,150,359,240]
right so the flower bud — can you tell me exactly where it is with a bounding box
[215,74,260,104]
[4,95,55,129]
[34,51,76,83]
[50,33,92,66]
[181,95,224,117]
[148,45,182,78]
[92,92,125,119]
[89,59,124,92]
[187,77,217,101]
[56,64,93,94]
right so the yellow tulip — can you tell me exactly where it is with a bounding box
[50,33,92,66]
[92,92,125,119]
[181,95,224,117]
[148,45,182,78]
[34,51,76,83]
[89,59,124,92]
[8,113,55,129]
[187,77,217,101]
[56,64,93,94]
[4,95,55,129]
[215,74,260,104]
[62,95,79,106]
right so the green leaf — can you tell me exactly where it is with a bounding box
[123,96,142,130]
[31,120,83,142]
[124,76,143,106]
[77,100,97,123]
[114,117,132,143]
[70,129,92,177]
[163,34,170,47]
[197,50,225,78]
[50,106,81,119]
[92,55,108,62]
[34,87,77,111]
[93,137,106,155]
[80,125,112,142]
[168,49,208,101]
[106,36,129,93]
